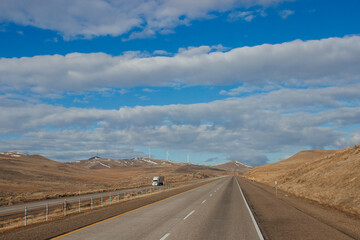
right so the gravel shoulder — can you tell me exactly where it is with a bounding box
[238,177,360,240]
[0,180,215,240]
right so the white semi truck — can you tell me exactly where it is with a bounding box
[152,176,164,186]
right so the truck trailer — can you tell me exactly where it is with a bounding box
[152,176,164,186]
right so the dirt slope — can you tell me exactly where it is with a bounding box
[0,153,226,206]
[213,160,252,173]
[245,146,360,216]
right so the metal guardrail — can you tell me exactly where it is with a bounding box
[0,177,222,230]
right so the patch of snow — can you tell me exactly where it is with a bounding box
[1,151,27,157]
[142,159,158,165]
[234,161,252,168]
[99,162,111,168]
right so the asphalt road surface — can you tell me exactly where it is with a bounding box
[53,176,263,240]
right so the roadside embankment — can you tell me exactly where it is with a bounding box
[245,145,360,217]
[238,177,360,240]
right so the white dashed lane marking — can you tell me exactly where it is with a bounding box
[183,210,195,220]
[160,233,170,240]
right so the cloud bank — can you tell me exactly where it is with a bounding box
[0,0,288,39]
[1,83,360,165]
[1,36,360,95]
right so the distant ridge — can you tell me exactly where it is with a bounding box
[68,157,183,169]
[0,151,28,158]
[213,160,252,173]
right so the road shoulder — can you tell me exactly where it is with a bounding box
[237,177,360,240]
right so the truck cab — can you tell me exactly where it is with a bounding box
[152,176,164,186]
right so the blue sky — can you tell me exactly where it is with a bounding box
[0,0,360,165]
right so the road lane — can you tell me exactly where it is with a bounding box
[167,177,262,240]
[55,176,263,240]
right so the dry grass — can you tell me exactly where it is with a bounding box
[0,154,226,206]
[245,146,360,216]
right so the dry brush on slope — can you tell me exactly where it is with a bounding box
[245,146,360,216]
[0,153,226,206]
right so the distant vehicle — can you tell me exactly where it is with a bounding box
[152,176,164,186]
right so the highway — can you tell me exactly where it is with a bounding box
[53,176,263,240]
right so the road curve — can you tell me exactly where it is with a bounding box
[53,176,263,240]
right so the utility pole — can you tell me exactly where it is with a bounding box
[166,151,169,161]
[148,146,151,159]
[187,153,189,163]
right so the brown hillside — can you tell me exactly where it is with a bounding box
[0,153,226,206]
[213,160,252,173]
[245,146,360,216]
[246,149,337,184]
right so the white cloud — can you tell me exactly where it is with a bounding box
[1,36,360,94]
[228,11,256,22]
[153,50,171,56]
[279,9,294,19]
[220,85,278,96]
[228,9,267,22]
[142,88,157,93]
[0,0,289,40]
[118,89,129,95]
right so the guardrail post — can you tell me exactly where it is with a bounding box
[24,207,27,226]
[79,198,81,213]
[64,199,67,216]
[46,204,48,221]
[91,197,93,210]
[124,192,126,200]
[101,195,103,207]
[118,192,120,202]
[110,192,112,205]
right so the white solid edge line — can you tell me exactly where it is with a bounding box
[202,200,206,204]
[183,210,195,220]
[235,177,265,240]
[160,233,170,240]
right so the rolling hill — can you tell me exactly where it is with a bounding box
[213,160,252,173]
[0,152,226,206]
[245,146,360,216]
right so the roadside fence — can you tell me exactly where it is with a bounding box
[0,177,220,231]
